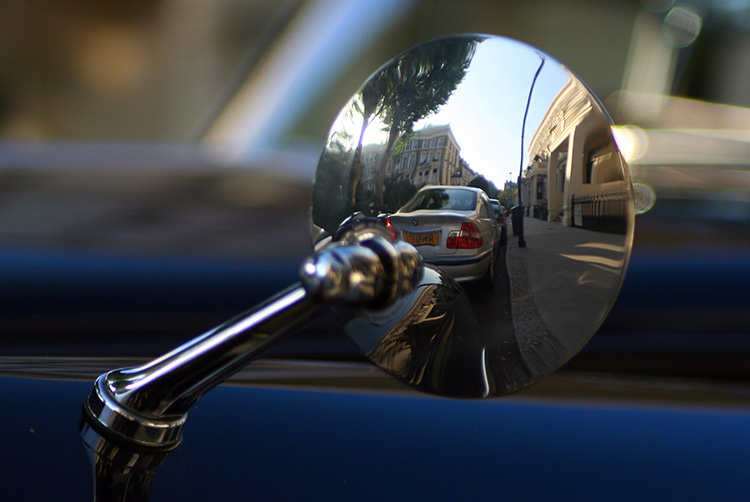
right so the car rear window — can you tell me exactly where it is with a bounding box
[399,189,477,212]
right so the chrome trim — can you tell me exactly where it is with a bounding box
[84,377,186,448]
[82,232,422,448]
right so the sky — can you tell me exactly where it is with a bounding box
[361,36,572,186]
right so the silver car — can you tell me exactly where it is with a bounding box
[388,186,500,285]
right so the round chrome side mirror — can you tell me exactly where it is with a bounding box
[312,34,634,397]
[82,36,634,478]
[80,35,634,500]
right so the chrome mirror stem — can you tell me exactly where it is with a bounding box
[82,231,422,449]
[84,284,318,448]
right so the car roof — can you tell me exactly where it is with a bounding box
[418,185,481,192]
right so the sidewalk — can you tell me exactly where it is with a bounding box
[505,216,629,374]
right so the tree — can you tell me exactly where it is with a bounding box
[371,37,482,203]
[383,174,418,213]
[467,175,500,198]
[496,185,517,208]
[347,79,388,207]
[312,144,355,234]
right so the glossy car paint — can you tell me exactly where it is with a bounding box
[1,360,749,501]
[0,222,748,499]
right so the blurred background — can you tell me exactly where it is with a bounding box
[0,0,747,379]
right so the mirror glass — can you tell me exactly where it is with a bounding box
[311,34,634,397]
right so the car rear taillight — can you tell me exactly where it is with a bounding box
[446,222,483,249]
[385,218,398,239]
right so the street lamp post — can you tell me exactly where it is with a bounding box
[516,53,546,248]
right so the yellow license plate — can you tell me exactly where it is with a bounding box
[403,231,439,246]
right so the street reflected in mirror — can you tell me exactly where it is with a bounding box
[312,35,634,397]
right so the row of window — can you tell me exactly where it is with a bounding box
[404,136,447,151]
[416,168,440,183]
[419,150,442,164]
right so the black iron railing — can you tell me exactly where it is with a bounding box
[571,191,629,233]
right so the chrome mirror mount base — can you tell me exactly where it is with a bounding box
[81,229,422,449]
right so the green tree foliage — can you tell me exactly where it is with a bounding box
[372,37,482,203]
[314,36,484,235]
[467,175,500,198]
[347,80,389,207]
[383,175,418,213]
[346,174,416,216]
[312,143,354,234]
[495,185,517,208]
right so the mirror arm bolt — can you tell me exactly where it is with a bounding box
[301,235,422,307]
[82,235,422,449]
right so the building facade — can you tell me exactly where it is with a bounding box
[525,75,628,230]
[359,124,475,193]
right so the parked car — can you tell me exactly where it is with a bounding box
[387,186,499,285]
[489,198,508,244]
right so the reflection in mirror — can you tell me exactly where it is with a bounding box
[313,35,634,397]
